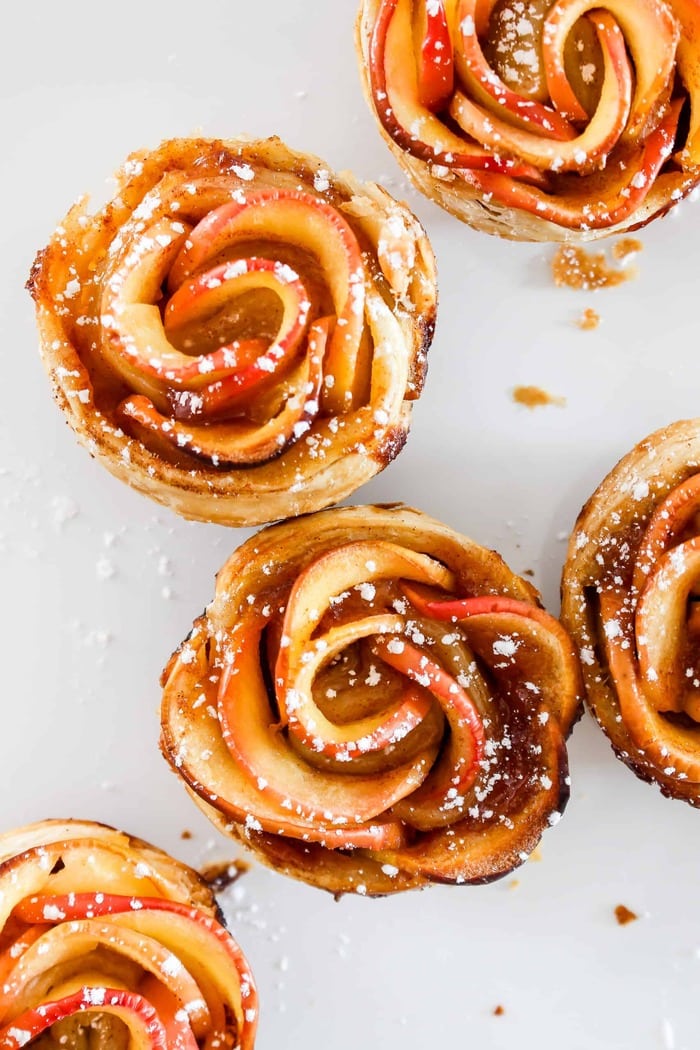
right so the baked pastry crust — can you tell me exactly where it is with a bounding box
[357,0,700,242]
[0,819,257,1048]
[28,136,436,526]
[562,420,700,805]
[161,504,583,896]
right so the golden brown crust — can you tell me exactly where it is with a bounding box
[357,0,700,242]
[0,818,258,1048]
[561,420,700,804]
[29,136,437,526]
[161,504,583,896]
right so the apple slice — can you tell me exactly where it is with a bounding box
[668,0,700,164]
[0,989,167,1050]
[600,589,700,781]
[454,0,577,140]
[372,636,485,829]
[413,0,454,111]
[368,0,550,182]
[635,537,700,716]
[13,893,256,1050]
[632,474,700,597]
[450,12,632,173]
[162,625,415,849]
[456,99,682,229]
[167,190,366,415]
[543,0,679,137]
[120,316,331,466]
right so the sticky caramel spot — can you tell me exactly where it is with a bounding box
[576,307,600,330]
[180,829,193,840]
[512,386,566,410]
[529,846,543,863]
[611,237,643,263]
[493,1005,505,1017]
[201,858,250,892]
[614,904,638,926]
[552,245,633,290]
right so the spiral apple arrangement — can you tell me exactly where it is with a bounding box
[357,0,700,240]
[28,136,436,526]
[161,505,583,896]
[562,420,700,805]
[0,820,257,1049]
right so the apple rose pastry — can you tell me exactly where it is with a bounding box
[562,420,700,806]
[161,504,583,896]
[0,819,257,1049]
[357,0,700,240]
[28,137,436,526]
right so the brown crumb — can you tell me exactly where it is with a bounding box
[201,858,250,892]
[493,1005,505,1017]
[180,829,193,840]
[611,237,643,263]
[614,904,638,926]
[576,307,600,331]
[552,244,634,290]
[522,569,535,578]
[512,386,566,410]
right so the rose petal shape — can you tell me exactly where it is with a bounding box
[161,504,583,896]
[561,419,700,804]
[28,137,436,526]
[357,0,700,240]
[0,820,257,1049]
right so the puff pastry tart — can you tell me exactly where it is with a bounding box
[562,420,700,805]
[161,504,583,896]
[28,137,436,526]
[0,819,257,1049]
[357,0,700,241]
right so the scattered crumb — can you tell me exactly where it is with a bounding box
[576,307,600,331]
[508,879,520,891]
[512,386,566,410]
[552,244,634,290]
[201,857,250,892]
[180,829,193,840]
[529,847,543,863]
[614,904,638,926]
[522,569,535,578]
[493,1005,505,1017]
[611,237,643,263]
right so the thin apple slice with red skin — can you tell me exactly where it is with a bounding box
[414,0,454,111]
[13,893,256,1049]
[120,317,331,466]
[372,637,485,830]
[402,585,583,729]
[600,590,700,781]
[368,0,550,184]
[0,989,167,1050]
[0,927,43,985]
[543,0,679,136]
[450,11,632,173]
[454,0,577,140]
[275,611,435,758]
[635,538,700,717]
[0,920,209,1031]
[274,540,455,756]
[632,474,700,596]
[456,99,682,230]
[219,618,434,831]
[162,624,416,849]
[167,191,365,414]
[137,979,200,1050]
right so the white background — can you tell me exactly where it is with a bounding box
[2,3,699,1047]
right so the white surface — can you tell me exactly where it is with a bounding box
[2,4,699,1048]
